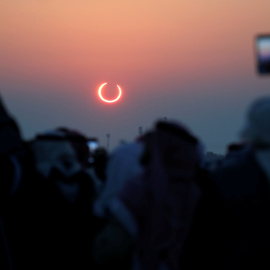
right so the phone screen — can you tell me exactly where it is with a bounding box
[256,34,270,74]
[87,139,99,153]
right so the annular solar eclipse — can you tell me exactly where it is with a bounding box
[98,82,122,103]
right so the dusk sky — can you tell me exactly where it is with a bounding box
[1,1,270,154]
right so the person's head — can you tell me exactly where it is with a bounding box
[138,120,204,181]
[240,96,270,148]
[29,127,91,179]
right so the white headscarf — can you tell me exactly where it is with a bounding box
[93,141,145,218]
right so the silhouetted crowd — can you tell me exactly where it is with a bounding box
[1,93,270,270]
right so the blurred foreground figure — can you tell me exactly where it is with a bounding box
[0,95,26,269]
[28,127,99,269]
[0,95,100,269]
[179,96,270,270]
[93,120,204,270]
[92,139,145,269]
[93,140,145,218]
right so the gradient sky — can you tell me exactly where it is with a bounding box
[1,0,270,154]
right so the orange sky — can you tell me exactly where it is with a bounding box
[1,1,270,153]
[1,1,269,82]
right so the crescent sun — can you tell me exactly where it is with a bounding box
[98,83,122,103]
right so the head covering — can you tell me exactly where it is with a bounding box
[240,96,270,146]
[30,127,90,178]
[93,141,144,218]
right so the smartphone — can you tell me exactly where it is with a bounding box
[87,138,99,153]
[255,34,270,74]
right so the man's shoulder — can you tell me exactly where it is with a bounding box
[206,151,267,205]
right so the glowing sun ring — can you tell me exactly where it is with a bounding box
[98,83,122,103]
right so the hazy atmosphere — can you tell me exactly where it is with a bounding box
[1,0,270,154]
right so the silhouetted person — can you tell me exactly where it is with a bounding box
[0,95,102,269]
[0,94,32,270]
[180,96,270,270]
[93,120,204,270]
[27,127,99,269]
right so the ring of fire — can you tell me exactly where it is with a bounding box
[98,83,122,103]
